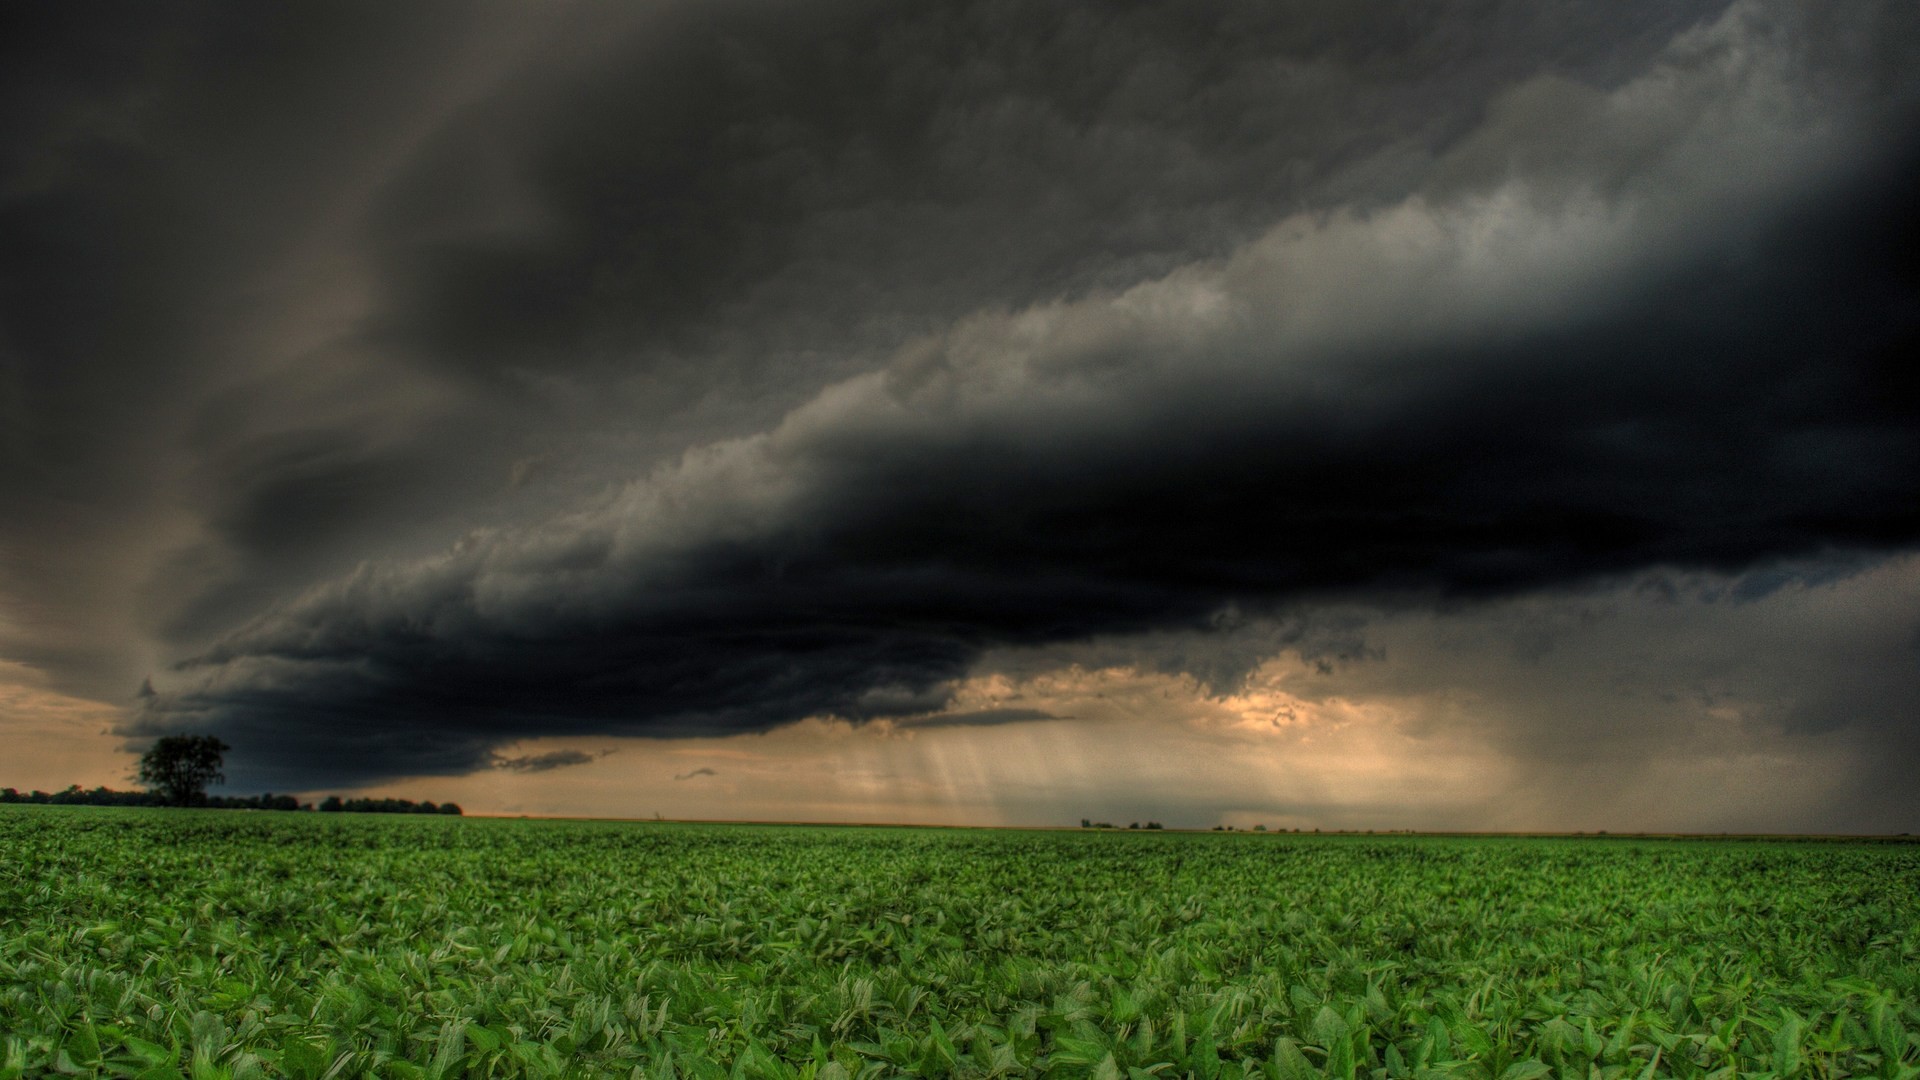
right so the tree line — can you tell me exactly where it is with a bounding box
[2,735,461,814]
[0,787,461,814]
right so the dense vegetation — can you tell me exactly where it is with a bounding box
[2,808,1915,1079]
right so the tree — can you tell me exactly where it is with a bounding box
[138,735,229,806]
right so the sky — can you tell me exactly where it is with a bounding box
[2,0,1917,831]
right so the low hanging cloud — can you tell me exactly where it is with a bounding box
[489,748,613,773]
[111,1,1920,794]
[385,556,1920,832]
[673,767,718,782]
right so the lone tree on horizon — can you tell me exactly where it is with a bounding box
[138,735,229,806]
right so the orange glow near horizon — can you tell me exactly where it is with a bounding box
[0,661,141,793]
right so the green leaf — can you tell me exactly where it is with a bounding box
[464,1025,503,1054]
[1312,1007,1351,1050]
[278,1039,326,1080]
[64,1025,100,1065]
[1271,1038,1315,1080]
[1191,1029,1222,1080]
[1054,1036,1109,1067]
[1771,1013,1803,1078]
[1324,1032,1355,1080]
[927,1016,958,1070]
[1453,1022,1494,1060]
[1497,1060,1551,1080]
[120,1036,174,1068]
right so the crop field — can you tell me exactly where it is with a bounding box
[2,808,1917,1080]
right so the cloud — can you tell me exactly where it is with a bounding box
[360,0,1731,392]
[122,0,1920,791]
[896,709,1065,730]
[0,1,590,701]
[490,748,612,773]
[1255,553,1920,833]
[673,767,717,781]
[394,557,1920,832]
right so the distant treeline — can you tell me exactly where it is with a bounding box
[314,795,461,815]
[0,785,460,815]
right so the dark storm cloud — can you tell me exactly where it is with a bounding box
[365,0,1726,394]
[0,0,543,688]
[6,1,1916,798]
[19,0,1690,686]
[491,748,611,773]
[149,90,1920,791]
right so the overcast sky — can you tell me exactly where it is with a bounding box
[3,0,1916,831]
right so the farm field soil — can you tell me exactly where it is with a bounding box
[2,806,1917,1079]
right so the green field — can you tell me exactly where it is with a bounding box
[3,808,1917,1079]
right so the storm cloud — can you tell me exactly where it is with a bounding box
[3,1,1916,813]
[491,748,611,773]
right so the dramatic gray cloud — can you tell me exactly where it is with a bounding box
[1,1,552,687]
[490,748,611,773]
[400,556,1920,832]
[2,1,1916,824]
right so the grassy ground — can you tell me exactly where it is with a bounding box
[2,806,1917,1079]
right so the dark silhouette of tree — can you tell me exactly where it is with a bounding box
[137,735,229,806]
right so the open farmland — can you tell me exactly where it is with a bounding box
[2,808,1917,1079]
